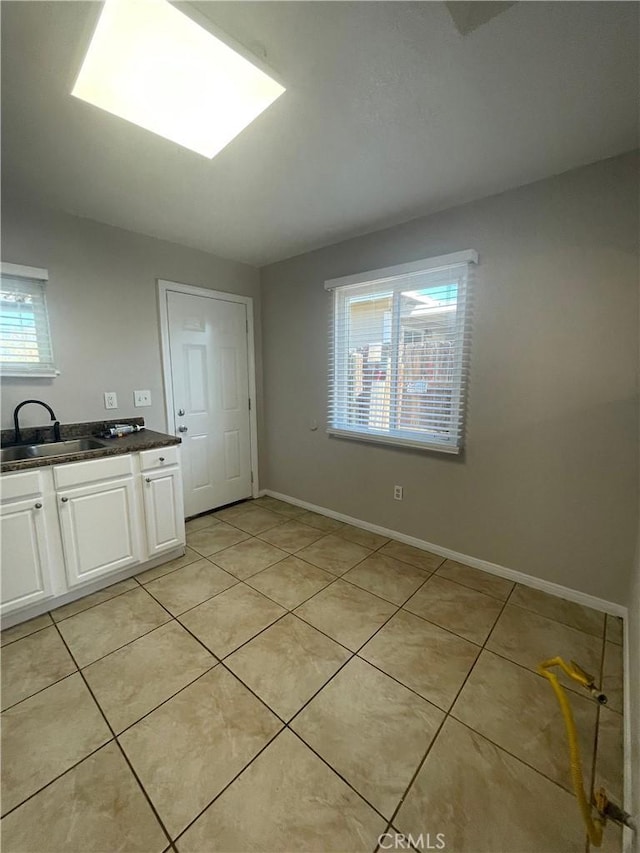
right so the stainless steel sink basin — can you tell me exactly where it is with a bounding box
[0,438,106,463]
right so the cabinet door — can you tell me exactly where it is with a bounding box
[142,467,185,557]
[58,477,142,587]
[1,498,52,614]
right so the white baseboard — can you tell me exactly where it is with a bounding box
[263,489,628,618]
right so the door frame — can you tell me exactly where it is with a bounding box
[157,279,260,500]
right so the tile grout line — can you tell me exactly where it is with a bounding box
[47,580,142,625]
[431,566,515,602]
[183,532,405,662]
[169,723,286,846]
[207,605,290,656]
[108,662,219,738]
[449,712,597,799]
[150,519,380,656]
[190,504,388,556]
[1,668,80,714]
[10,585,284,810]
[134,550,204,585]
[281,556,438,661]
[144,576,243,621]
[385,581,609,843]
[170,556,432,846]
[164,540,444,843]
[45,620,175,850]
[459,644,602,702]
[287,726,393,823]
[133,576,306,735]
[201,536,395,664]
[502,599,609,643]
[0,735,115,821]
[160,521,428,634]
[273,566,452,820]
[384,581,517,833]
[26,571,295,693]
[204,531,377,577]
[0,618,55,648]
[54,609,174,672]
[179,523,541,655]
[39,555,318,677]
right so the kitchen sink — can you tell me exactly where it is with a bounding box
[0,438,106,463]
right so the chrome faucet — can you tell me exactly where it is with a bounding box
[13,400,61,444]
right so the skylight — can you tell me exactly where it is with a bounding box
[72,0,285,159]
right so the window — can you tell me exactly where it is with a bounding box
[0,263,57,377]
[326,250,476,454]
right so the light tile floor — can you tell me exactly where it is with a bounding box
[1,497,625,853]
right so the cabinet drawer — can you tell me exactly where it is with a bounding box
[2,470,42,502]
[139,446,179,471]
[53,454,132,489]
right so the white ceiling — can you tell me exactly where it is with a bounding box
[2,1,638,266]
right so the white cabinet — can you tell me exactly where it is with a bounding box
[142,467,184,557]
[57,476,143,587]
[1,494,53,614]
[1,446,184,621]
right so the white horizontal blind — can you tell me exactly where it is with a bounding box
[327,254,475,453]
[0,267,56,376]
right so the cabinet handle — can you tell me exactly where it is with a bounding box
[178,425,188,433]
[146,477,152,483]
[159,457,165,462]
[61,497,68,503]
[34,502,42,509]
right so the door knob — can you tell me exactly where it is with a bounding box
[178,408,185,416]
[178,425,188,433]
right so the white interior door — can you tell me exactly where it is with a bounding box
[166,290,253,517]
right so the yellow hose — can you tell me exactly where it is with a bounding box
[537,656,605,847]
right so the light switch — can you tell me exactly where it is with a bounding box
[134,390,152,407]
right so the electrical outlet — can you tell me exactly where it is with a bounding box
[134,390,152,407]
[104,392,118,410]
[394,485,403,501]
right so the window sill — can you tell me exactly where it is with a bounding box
[0,369,59,378]
[327,427,461,454]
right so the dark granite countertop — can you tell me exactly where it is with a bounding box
[1,418,180,474]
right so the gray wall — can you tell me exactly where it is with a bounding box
[1,198,262,447]
[260,152,639,604]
